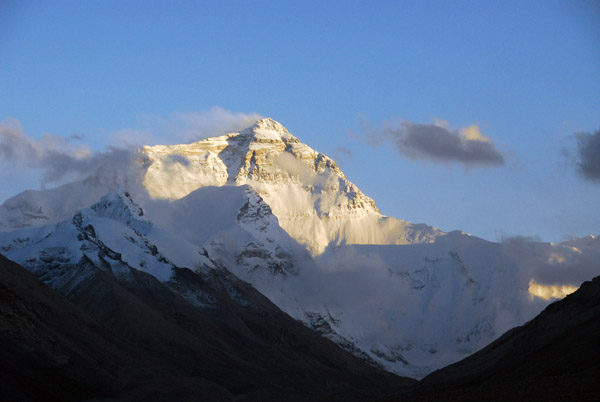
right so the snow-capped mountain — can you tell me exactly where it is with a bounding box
[141,118,441,255]
[1,189,191,284]
[0,223,409,402]
[1,118,598,378]
[0,173,127,231]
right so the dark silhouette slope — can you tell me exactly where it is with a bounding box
[0,254,414,401]
[386,275,600,401]
[0,254,139,401]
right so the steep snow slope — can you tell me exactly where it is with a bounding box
[145,185,312,276]
[0,189,208,284]
[0,174,126,231]
[141,118,441,254]
[299,235,532,377]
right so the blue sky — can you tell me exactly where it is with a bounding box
[1,0,599,242]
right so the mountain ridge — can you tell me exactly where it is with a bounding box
[0,248,413,401]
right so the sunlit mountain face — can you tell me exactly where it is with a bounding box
[140,118,441,256]
[1,119,598,381]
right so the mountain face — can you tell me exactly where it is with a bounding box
[1,118,599,379]
[392,275,600,401]
[0,246,411,400]
[0,173,125,231]
[141,118,441,255]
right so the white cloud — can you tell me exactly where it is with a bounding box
[460,125,491,143]
[528,279,578,301]
[173,107,263,142]
[0,118,87,163]
[110,107,263,147]
[0,107,263,190]
[0,118,133,184]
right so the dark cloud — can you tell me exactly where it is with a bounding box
[574,129,600,181]
[332,146,353,161]
[68,133,86,141]
[381,121,505,167]
[502,234,600,288]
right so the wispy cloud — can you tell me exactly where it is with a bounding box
[528,279,577,301]
[364,118,506,168]
[111,106,263,147]
[574,128,600,181]
[174,107,263,141]
[332,146,353,164]
[0,108,263,189]
[0,118,134,184]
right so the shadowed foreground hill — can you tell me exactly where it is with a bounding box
[0,254,414,401]
[383,275,600,401]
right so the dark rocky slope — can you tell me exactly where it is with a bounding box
[0,254,414,401]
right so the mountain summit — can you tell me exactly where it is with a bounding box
[141,118,439,254]
[242,117,298,141]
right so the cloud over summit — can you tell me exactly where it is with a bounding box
[367,119,505,168]
[111,107,263,147]
[574,128,600,181]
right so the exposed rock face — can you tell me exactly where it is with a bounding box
[141,118,440,255]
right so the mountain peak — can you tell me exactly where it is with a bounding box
[86,187,151,234]
[251,117,287,132]
[241,118,298,142]
[139,118,433,254]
